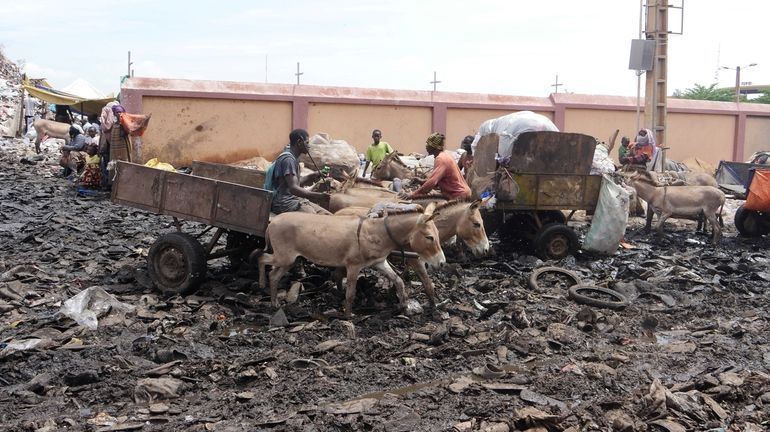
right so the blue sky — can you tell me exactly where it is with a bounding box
[1,0,766,98]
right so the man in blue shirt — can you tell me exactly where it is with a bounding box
[269,129,330,214]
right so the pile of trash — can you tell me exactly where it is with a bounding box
[0,49,22,137]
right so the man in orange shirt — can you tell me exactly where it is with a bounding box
[407,133,471,200]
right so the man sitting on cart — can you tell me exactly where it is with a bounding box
[269,128,331,215]
[406,132,471,200]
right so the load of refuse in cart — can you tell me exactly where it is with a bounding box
[466,111,598,200]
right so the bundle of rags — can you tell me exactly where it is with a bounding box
[299,132,359,180]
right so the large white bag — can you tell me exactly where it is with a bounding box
[583,175,630,254]
[475,111,559,158]
[299,132,360,179]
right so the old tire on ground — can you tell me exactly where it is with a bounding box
[147,232,207,297]
[734,205,769,237]
[533,223,579,260]
[528,266,581,290]
[568,285,629,310]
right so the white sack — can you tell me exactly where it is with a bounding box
[591,144,617,175]
[583,175,630,254]
[475,111,559,158]
[299,132,359,179]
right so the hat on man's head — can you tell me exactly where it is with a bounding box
[111,104,126,115]
[426,132,445,151]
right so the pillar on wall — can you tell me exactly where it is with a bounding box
[432,103,447,134]
[292,98,309,131]
[734,113,747,162]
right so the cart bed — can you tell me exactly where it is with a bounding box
[111,161,272,236]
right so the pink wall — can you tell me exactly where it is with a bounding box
[121,77,770,166]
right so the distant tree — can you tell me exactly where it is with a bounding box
[672,83,737,102]
[749,92,770,104]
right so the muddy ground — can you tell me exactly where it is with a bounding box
[1,137,769,432]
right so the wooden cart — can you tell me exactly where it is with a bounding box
[475,131,602,260]
[715,160,770,236]
[111,161,271,296]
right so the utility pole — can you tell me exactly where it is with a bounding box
[644,1,668,148]
[551,75,563,93]
[127,51,133,78]
[430,71,441,91]
[295,62,303,85]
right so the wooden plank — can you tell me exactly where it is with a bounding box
[496,173,601,211]
[192,160,266,189]
[507,131,596,175]
[111,162,164,212]
[111,161,272,236]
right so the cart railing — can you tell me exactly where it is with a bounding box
[494,173,602,211]
[111,161,272,237]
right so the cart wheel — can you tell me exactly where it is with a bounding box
[533,223,579,260]
[734,205,765,237]
[538,210,567,226]
[147,232,207,296]
[226,232,265,268]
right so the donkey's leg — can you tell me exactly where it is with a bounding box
[266,253,298,308]
[656,213,671,236]
[706,213,721,244]
[343,265,363,317]
[373,260,408,312]
[333,267,346,291]
[258,253,273,290]
[406,257,436,308]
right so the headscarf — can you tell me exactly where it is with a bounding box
[635,128,656,147]
[426,132,445,151]
[112,104,126,115]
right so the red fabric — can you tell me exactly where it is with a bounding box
[119,113,151,137]
[413,151,471,200]
[745,169,770,212]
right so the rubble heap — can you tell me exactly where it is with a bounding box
[0,49,23,137]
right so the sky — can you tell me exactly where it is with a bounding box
[0,0,767,99]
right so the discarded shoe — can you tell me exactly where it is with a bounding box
[472,363,507,379]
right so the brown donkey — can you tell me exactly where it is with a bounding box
[336,200,489,307]
[258,203,445,316]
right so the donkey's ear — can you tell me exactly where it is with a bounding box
[420,202,439,222]
[469,199,481,210]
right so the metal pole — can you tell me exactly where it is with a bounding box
[636,0,643,132]
[735,66,741,103]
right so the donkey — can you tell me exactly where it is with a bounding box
[627,170,725,243]
[257,203,445,316]
[335,200,489,307]
[372,152,415,181]
[647,170,721,232]
[32,119,71,153]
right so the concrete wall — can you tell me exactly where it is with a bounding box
[121,77,770,168]
[307,103,433,155]
[141,96,292,165]
[564,108,637,147]
[666,112,735,163]
[745,116,770,159]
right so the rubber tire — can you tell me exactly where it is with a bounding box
[533,223,579,260]
[147,232,207,297]
[528,266,581,290]
[538,210,567,225]
[734,205,768,237]
[568,285,629,310]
